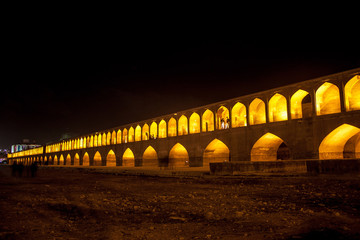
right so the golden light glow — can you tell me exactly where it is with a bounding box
[316,82,341,115]
[101,133,105,146]
[169,143,189,167]
[122,148,135,167]
[94,151,102,166]
[203,139,230,167]
[59,155,64,165]
[90,136,94,147]
[106,150,116,166]
[53,155,58,165]
[345,75,360,111]
[111,131,116,144]
[189,112,200,134]
[232,102,247,127]
[249,98,266,125]
[251,133,285,161]
[268,93,288,122]
[168,118,177,137]
[80,138,84,148]
[178,115,188,136]
[142,123,149,140]
[150,122,157,139]
[74,153,80,166]
[159,120,167,138]
[83,152,89,166]
[94,135,98,147]
[117,130,122,144]
[98,134,102,146]
[216,106,230,129]
[142,146,158,167]
[66,154,71,165]
[106,132,111,145]
[123,128,128,143]
[291,89,310,119]
[319,124,360,159]
[202,110,214,132]
[135,125,142,141]
[129,127,135,142]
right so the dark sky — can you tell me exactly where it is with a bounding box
[1,22,359,149]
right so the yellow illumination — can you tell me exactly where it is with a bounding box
[232,102,247,127]
[83,152,89,166]
[90,136,94,147]
[150,122,157,139]
[251,133,286,161]
[168,118,177,137]
[122,148,135,167]
[202,110,214,132]
[59,155,64,165]
[169,143,189,167]
[123,128,128,143]
[53,155,58,165]
[111,131,116,144]
[66,154,71,165]
[106,150,116,166]
[178,115,188,136]
[319,124,360,159]
[94,151,102,166]
[159,120,167,138]
[316,82,341,115]
[249,98,266,125]
[142,146,158,167]
[291,89,310,119]
[142,123,149,140]
[74,153,80,166]
[203,139,230,167]
[189,112,200,134]
[117,130,122,144]
[135,125,142,141]
[345,75,360,111]
[216,106,230,129]
[129,127,135,142]
[106,132,111,145]
[97,134,102,146]
[268,93,288,122]
[102,133,106,146]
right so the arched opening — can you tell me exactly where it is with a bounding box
[345,75,360,111]
[128,127,135,142]
[216,106,230,129]
[142,146,158,167]
[202,110,214,132]
[159,120,167,138]
[101,133,106,146]
[123,128,128,143]
[251,133,291,161]
[66,154,71,165]
[106,132,111,145]
[249,98,266,125]
[53,155,58,165]
[189,113,200,134]
[80,138,84,148]
[316,82,341,115]
[169,143,189,168]
[319,124,360,159]
[291,90,312,119]
[94,135,98,147]
[168,118,177,137]
[74,153,80,166]
[135,125,142,142]
[117,130,122,144]
[203,139,230,167]
[232,102,247,127]
[178,115,188,136]
[122,148,135,167]
[150,122,157,139]
[111,131,116,144]
[98,134,102,146]
[59,155,64,165]
[268,93,288,122]
[106,150,116,166]
[94,151,102,166]
[83,152,89,166]
[142,123,149,140]
[90,136,94,147]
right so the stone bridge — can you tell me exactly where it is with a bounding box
[8,68,360,169]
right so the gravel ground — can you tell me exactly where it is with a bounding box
[0,166,359,240]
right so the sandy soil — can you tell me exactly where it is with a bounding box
[0,166,359,240]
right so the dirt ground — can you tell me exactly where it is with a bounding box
[0,166,359,240]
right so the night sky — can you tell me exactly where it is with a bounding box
[1,22,359,149]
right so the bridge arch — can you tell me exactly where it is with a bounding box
[249,98,266,125]
[142,123,149,140]
[135,125,142,141]
[316,82,341,115]
[83,152,90,166]
[122,148,135,167]
[129,127,135,142]
[159,120,167,138]
[59,154,64,165]
[168,118,177,137]
[93,151,102,166]
[291,89,311,119]
[169,143,189,168]
[344,75,360,111]
[117,130,122,144]
[106,132,111,145]
[123,128,128,143]
[202,110,214,132]
[268,93,288,122]
[142,146,158,167]
[203,138,230,167]
[319,124,360,159]
[251,133,291,161]
[53,155,58,165]
[216,106,230,129]
[232,102,247,127]
[190,113,200,134]
[150,122,157,139]
[66,154,71,165]
[74,153,80,166]
[111,131,116,144]
[178,115,188,135]
[106,150,116,166]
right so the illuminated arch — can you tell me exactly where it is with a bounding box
[53,155,58,165]
[178,115,188,136]
[102,133,106,146]
[74,153,80,166]
[93,151,102,166]
[106,150,116,166]
[135,125,142,141]
[216,106,230,129]
[123,128,128,143]
[59,154,64,165]
[98,134,102,146]
[128,127,135,142]
[345,75,360,111]
[203,139,230,167]
[202,110,214,132]
[251,133,291,161]
[66,154,71,165]
[83,152,89,166]
[232,102,247,127]
[111,131,116,144]
[268,93,288,122]
[107,132,111,145]
[249,98,266,125]
[159,120,167,138]
[142,146,158,167]
[150,122,157,139]
[80,138,84,148]
[122,148,135,167]
[90,136,94,147]
[168,118,177,137]
[169,143,189,168]
[316,82,341,115]
[142,123,149,140]
[117,130,122,144]
[94,135,98,147]
[189,112,200,134]
[319,124,360,159]
[291,89,311,119]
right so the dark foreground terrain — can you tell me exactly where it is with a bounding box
[0,166,359,240]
